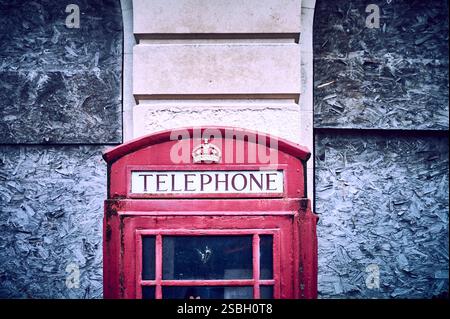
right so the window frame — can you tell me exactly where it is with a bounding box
[135,229,281,299]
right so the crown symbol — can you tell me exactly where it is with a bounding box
[192,138,221,164]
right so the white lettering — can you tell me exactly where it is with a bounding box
[65,4,80,29]
[178,303,211,317]
[365,4,380,29]
[65,263,80,289]
[365,264,380,289]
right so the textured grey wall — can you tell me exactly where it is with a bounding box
[0,146,106,298]
[315,132,449,298]
[314,0,449,299]
[313,0,449,130]
[0,0,122,298]
[0,0,122,143]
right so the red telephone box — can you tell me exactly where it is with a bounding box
[103,127,318,299]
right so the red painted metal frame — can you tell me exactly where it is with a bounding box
[252,234,261,299]
[106,198,301,215]
[134,229,280,299]
[104,127,308,199]
[103,126,311,164]
[103,127,318,299]
[155,235,163,298]
[123,216,287,299]
[105,206,317,299]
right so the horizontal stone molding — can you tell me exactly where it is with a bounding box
[133,0,301,35]
[133,44,301,98]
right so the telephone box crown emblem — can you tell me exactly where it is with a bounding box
[192,138,221,163]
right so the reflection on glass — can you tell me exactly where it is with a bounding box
[260,235,273,279]
[163,286,253,299]
[162,236,253,280]
[260,286,273,299]
[142,286,155,299]
[142,236,155,280]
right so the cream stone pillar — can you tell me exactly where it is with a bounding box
[121,0,136,141]
[127,0,315,202]
[299,0,316,202]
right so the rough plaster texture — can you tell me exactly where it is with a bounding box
[0,0,123,143]
[313,0,449,130]
[133,104,303,145]
[0,145,107,298]
[315,132,449,298]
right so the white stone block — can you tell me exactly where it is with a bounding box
[301,0,316,9]
[133,0,301,35]
[122,8,135,54]
[307,166,314,208]
[300,51,313,111]
[299,111,313,151]
[299,7,314,51]
[132,104,302,144]
[123,53,136,142]
[133,44,301,97]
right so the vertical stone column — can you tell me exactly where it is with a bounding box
[299,0,316,203]
[122,0,136,141]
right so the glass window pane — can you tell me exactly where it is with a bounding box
[163,235,253,280]
[142,236,155,280]
[260,286,273,299]
[142,286,155,299]
[163,286,253,299]
[260,235,273,279]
